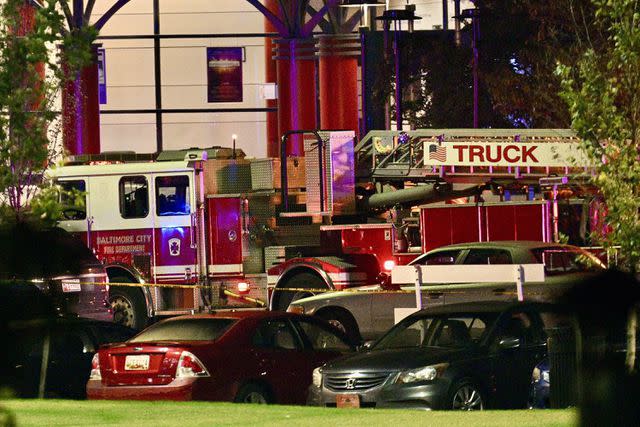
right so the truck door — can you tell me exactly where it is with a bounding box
[206,196,245,279]
[152,174,198,309]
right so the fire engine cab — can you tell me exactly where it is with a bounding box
[49,129,596,329]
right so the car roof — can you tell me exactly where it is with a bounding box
[427,240,579,252]
[408,301,555,317]
[159,309,298,322]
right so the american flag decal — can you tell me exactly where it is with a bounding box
[428,144,447,162]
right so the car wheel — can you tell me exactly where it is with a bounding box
[273,272,326,311]
[234,383,272,404]
[449,379,484,410]
[317,308,362,344]
[109,283,147,330]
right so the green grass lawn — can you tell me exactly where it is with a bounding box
[0,400,575,427]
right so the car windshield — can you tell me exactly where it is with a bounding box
[129,318,237,342]
[374,312,498,350]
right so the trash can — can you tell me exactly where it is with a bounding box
[547,326,577,408]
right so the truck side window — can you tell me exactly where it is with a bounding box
[58,180,86,220]
[119,176,148,218]
[156,175,190,216]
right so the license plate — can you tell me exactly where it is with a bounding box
[125,355,150,371]
[336,394,360,408]
[61,279,81,293]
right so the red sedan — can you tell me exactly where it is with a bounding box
[87,310,355,403]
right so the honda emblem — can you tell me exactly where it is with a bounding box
[345,378,357,390]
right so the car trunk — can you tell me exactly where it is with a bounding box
[101,342,205,386]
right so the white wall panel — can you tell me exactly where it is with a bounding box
[100,114,157,154]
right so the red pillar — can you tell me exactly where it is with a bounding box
[62,45,101,156]
[274,38,317,157]
[317,34,360,138]
[18,1,36,35]
[264,0,279,158]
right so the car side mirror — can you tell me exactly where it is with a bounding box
[498,336,521,350]
[357,340,374,352]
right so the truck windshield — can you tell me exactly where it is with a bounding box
[374,313,496,350]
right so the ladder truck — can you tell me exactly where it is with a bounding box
[49,129,594,329]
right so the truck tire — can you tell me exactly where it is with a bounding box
[109,283,148,330]
[273,272,326,312]
[317,308,362,344]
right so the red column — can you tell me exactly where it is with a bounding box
[274,38,317,156]
[264,0,279,158]
[18,1,36,35]
[62,45,101,156]
[317,34,361,139]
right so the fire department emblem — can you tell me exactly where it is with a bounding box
[169,238,181,256]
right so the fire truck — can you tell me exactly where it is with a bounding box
[50,129,595,329]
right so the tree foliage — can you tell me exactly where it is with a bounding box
[479,0,600,128]
[557,0,640,273]
[0,0,92,227]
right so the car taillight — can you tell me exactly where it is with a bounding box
[176,351,210,378]
[383,260,396,271]
[89,353,101,381]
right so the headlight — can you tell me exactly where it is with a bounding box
[395,363,449,384]
[312,367,323,388]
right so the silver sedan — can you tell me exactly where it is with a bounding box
[287,241,604,342]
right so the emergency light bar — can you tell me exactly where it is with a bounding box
[539,176,568,186]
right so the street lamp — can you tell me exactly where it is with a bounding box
[376,5,421,131]
[340,0,386,29]
[457,6,480,128]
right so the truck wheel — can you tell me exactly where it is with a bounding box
[317,308,362,344]
[109,283,148,330]
[273,272,326,312]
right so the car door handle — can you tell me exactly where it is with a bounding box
[492,288,507,295]
[427,292,443,299]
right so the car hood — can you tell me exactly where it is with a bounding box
[292,285,382,306]
[323,346,476,372]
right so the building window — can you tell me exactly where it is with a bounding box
[120,176,148,218]
[156,175,190,216]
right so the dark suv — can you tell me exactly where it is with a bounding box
[0,224,111,321]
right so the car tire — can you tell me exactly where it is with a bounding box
[273,272,326,311]
[449,379,485,410]
[317,308,362,344]
[109,283,148,330]
[234,383,272,404]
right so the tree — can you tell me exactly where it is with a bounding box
[0,0,91,227]
[557,0,640,373]
[479,0,600,128]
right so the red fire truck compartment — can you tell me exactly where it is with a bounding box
[420,201,551,252]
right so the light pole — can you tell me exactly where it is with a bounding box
[376,5,421,131]
[459,6,480,128]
